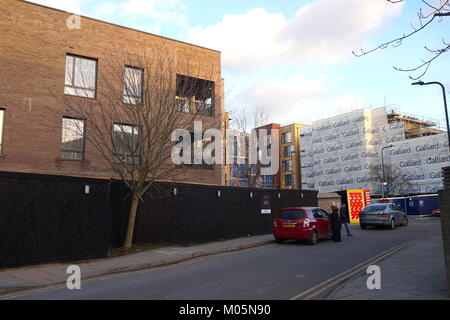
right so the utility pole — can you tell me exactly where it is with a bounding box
[381,144,394,199]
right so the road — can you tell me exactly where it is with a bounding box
[7,217,441,300]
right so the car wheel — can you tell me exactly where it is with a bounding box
[308,230,318,245]
[390,219,395,230]
[275,238,285,244]
[360,224,367,229]
[402,216,408,226]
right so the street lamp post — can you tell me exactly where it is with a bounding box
[411,81,450,152]
[381,144,394,199]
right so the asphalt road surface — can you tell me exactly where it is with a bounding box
[8,217,441,300]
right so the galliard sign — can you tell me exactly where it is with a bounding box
[300,107,449,194]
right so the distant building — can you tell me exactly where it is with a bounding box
[300,106,449,195]
[256,123,281,189]
[279,123,306,190]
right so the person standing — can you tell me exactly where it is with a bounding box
[329,205,342,242]
[340,202,353,236]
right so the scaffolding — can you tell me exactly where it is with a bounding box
[387,106,447,139]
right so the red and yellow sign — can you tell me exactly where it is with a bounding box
[347,189,371,224]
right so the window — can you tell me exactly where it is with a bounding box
[284,145,294,157]
[0,109,4,155]
[313,209,329,218]
[176,74,214,116]
[177,131,214,170]
[64,54,97,98]
[363,204,388,212]
[281,132,293,144]
[123,66,143,104]
[176,96,190,113]
[284,174,294,186]
[61,117,85,161]
[280,209,305,219]
[195,97,213,116]
[260,175,273,189]
[282,160,292,172]
[112,124,140,164]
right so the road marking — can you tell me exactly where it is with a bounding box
[289,242,411,300]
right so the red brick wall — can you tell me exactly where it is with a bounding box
[0,0,224,185]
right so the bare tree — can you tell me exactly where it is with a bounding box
[53,46,221,250]
[228,106,271,188]
[369,164,417,196]
[353,0,450,79]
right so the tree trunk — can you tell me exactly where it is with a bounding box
[124,192,139,250]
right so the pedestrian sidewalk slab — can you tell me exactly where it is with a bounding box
[328,235,449,300]
[0,234,274,294]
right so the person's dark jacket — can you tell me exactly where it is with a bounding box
[340,206,350,223]
[329,206,342,231]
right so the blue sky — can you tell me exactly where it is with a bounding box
[28,0,450,126]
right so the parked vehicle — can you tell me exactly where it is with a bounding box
[360,203,408,230]
[273,207,332,245]
[431,208,441,217]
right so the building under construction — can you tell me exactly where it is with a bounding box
[387,107,446,139]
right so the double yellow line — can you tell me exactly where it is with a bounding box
[290,241,411,300]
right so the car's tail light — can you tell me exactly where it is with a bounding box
[378,211,388,216]
[303,218,310,228]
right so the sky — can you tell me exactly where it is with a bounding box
[26,0,450,127]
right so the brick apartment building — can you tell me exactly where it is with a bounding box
[279,123,305,190]
[257,123,281,189]
[0,0,225,185]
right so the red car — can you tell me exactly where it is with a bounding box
[273,207,332,245]
[431,208,441,217]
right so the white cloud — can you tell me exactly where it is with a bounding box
[229,76,369,124]
[188,8,287,69]
[27,0,187,29]
[327,94,367,116]
[119,0,187,26]
[230,76,327,124]
[25,0,84,13]
[95,2,118,19]
[187,0,403,70]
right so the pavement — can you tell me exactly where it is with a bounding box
[0,234,274,295]
[328,234,449,300]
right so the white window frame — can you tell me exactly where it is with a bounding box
[0,109,4,155]
[123,66,143,105]
[285,174,294,186]
[112,123,140,165]
[64,54,97,98]
[61,117,85,161]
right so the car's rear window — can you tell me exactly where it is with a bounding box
[280,210,305,219]
[363,204,388,211]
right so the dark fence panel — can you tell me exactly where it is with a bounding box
[125,183,318,245]
[1,171,318,268]
[0,172,111,269]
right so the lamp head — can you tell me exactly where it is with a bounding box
[411,81,425,86]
